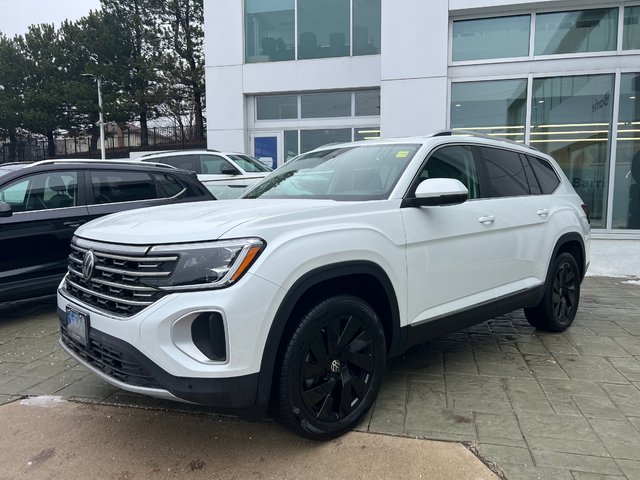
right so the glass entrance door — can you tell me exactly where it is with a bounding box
[251,132,282,169]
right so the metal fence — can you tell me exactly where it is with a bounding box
[1,126,206,163]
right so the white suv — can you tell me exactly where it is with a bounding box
[58,132,590,440]
[138,150,272,198]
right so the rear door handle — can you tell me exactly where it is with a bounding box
[63,221,84,228]
[478,215,495,225]
[537,209,549,217]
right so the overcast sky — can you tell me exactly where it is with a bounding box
[0,0,101,38]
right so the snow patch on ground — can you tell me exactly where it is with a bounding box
[622,279,640,286]
[20,396,67,407]
[587,239,640,279]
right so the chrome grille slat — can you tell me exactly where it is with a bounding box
[65,237,178,316]
[95,264,172,278]
[66,279,154,306]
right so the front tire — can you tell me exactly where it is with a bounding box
[524,252,581,332]
[276,295,386,440]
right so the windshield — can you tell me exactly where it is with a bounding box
[227,154,272,173]
[244,143,420,201]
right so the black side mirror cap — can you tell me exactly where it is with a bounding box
[0,201,13,218]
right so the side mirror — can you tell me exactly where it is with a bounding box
[0,201,13,218]
[402,178,469,208]
[220,165,240,175]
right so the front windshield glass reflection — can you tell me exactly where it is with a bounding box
[244,144,420,201]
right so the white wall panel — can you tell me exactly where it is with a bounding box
[380,77,448,137]
[242,56,381,94]
[204,0,243,67]
[381,0,448,80]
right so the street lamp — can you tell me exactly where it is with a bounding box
[82,73,106,160]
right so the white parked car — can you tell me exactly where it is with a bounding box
[137,150,272,199]
[59,132,590,440]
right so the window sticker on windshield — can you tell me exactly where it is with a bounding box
[396,151,410,158]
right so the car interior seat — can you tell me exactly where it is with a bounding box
[47,175,73,208]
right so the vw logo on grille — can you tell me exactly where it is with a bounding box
[82,250,96,280]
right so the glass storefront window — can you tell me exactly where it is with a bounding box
[355,90,381,116]
[531,74,614,228]
[450,79,527,142]
[284,130,299,161]
[301,92,352,118]
[623,7,640,51]
[452,15,530,62]
[298,0,350,59]
[534,8,618,56]
[301,128,352,151]
[354,127,380,141]
[245,0,295,63]
[612,74,640,229]
[256,95,298,120]
[353,0,381,55]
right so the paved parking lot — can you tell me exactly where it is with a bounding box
[1,276,640,479]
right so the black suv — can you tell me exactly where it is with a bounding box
[0,160,214,302]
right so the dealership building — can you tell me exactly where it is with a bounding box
[204,0,640,241]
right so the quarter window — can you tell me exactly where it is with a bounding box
[478,147,531,197]
[152,173,185,198]
[91,171,158,204]
[526,155,560,194]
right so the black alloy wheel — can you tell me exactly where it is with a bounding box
[276,295,386,440]
[524,252,581,332]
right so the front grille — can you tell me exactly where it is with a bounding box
[60,318,162,389]
[64,238,178,316]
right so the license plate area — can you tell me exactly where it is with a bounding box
[66,308,89,347]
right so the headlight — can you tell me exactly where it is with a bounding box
[148,238,265,291]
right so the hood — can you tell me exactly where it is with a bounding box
[75,199,339,245]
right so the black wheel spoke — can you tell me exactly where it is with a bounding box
[326,320,340,357]
[302,377,337,410]
[309,334,328,366]
[347,332,373,354]
[338,316,360,349]
[346,351,375,373]
[303,361,326,379]
[317,393,336,420]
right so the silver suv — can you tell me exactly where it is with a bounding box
[59,132,590,440]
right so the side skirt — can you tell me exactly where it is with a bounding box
[403,285,543,350]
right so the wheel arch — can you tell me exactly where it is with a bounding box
[254,260,402,409]
[551,232,586,280]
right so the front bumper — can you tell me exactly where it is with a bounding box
[57,271,285,412]
[58,311,259,409]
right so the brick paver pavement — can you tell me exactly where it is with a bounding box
[1,276,639,479]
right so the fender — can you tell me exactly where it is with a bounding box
[550,231,587,280]
[253,260,402,409]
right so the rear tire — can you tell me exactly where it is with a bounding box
[275,295,386,440]
[524,252,581,332]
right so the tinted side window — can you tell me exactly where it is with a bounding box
[419,145,481,199]
[520,154,542,195]
[0,171,78,211]
[153,155,199,172]
[91,171,158,204]
[153,173,185,198]
[200,155,234,174]
[527,155,561,194]
[479,147,530,197]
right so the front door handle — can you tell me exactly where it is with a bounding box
[63,221,84,228]
[537,209,549,217]
[478,215,495,225]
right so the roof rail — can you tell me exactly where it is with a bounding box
[28,159,178,169]
[140,148,220,158]
[430,129,540,152]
